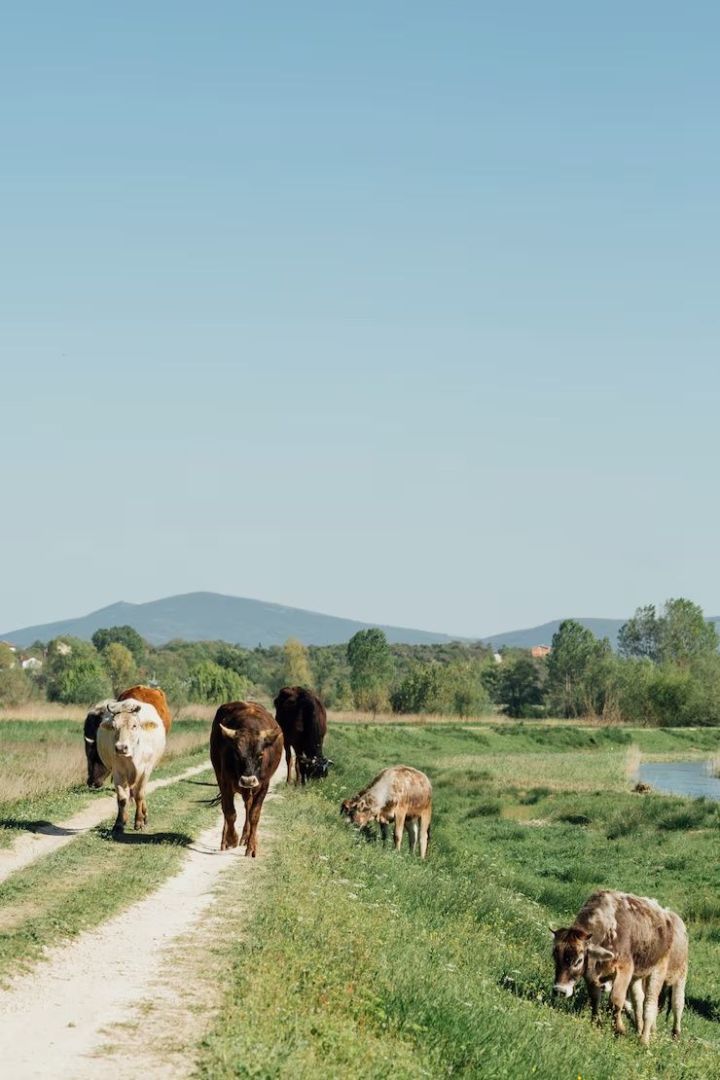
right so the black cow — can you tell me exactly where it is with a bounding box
[273,686,332,784]
[83,701,112,788]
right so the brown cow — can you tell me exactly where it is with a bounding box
[273,686,332,784]
[586,908,688,1041]
[341,765,432,858]
[118,685,172,733]
[209,701,283,857]
[83,684,172,789]
[551,890,687,1044]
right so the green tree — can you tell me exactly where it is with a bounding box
[280,637,313,688]
[496,655,545,718]
[659,598,719,666]
[347,629,394,711]
[0,644,16,671]
[46,637,112,704]
[101,642,138,696]
[91,626,147,664]
[618,605,661,661]
[391,663,444,713]
[547,621,604,717]
[187,661,250,704]
[0,667,34,706]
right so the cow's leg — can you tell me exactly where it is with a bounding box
[419,807,431,859]
[406,818,419,854]
[245,784,269,857]
[240,789,253,845]
[671,977,685,1040]
[629,979,644,1036]
[641,963,667,1046]
[393,810,407,852]
[285,743,293,784]
[610,962,633,1035]
[586,979,603,1025]
[379,820,389,845]
[294,754,301,785]
[220,788,239,850]
[113,779,130,835]
[133,774,148,831]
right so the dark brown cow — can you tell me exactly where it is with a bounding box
[83,685,171,789]
[210,701,283,856]
[273,686,332,784]
[551,889,686,1044]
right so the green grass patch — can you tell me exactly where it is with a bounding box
[198,723,720,1079]
[0,764,218,984]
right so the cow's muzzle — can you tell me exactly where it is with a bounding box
[552,984,574,998]
[240,775,260,790]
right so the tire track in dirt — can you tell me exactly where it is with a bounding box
[0,776,283,1079]
[0,762,212,886]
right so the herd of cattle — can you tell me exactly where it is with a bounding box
[82,684,689,1047]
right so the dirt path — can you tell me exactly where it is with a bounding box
[0,778,283,1079]
[0,762,212,886]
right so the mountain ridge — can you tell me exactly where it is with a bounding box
[1,591,468,648]
[5,593,718,650]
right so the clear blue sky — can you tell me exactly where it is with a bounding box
[2,3,719,637]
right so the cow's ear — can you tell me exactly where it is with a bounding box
[587,944,615,960]
[218,723,238,739]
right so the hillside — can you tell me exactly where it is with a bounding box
[1,592,467,649]
[480,617,626,649]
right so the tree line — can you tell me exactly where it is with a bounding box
[1,597,719,726]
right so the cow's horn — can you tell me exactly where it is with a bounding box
[260,728,280,741]
[84,736,95,745]
[218,723,237,739]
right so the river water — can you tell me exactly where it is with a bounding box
[637,759,720,801]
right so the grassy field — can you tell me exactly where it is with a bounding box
[0,716,212,846]
[0,716,220,987]
[197,722,720,1079]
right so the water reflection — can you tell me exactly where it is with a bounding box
[638,759,720,801]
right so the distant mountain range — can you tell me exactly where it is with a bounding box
[1,592,467,649]
[5,593,718,651]
[480,618,627,649]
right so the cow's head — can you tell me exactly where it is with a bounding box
[298,753,333,782]
[99,701,154,759]
[84,702,113,788]
[218,723,280,789]
[551,927,614,997]
[340,796,374,828]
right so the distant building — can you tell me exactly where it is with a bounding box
[0,641,17,652]
[530,644,551,659]
[493,652,503,664]
[21,656,43,671]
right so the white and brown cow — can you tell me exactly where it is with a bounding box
[341,765,432,858]
[551,889,688,1044]
[96,698,167,835]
